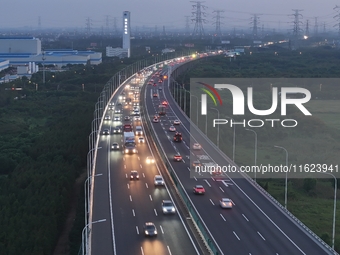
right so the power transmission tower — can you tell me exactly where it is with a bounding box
[191,1,207,37]
[212,10,224,37]
[38,16,41,31]
[185,16,190,35]
[305,19,309,36]
[85,17,92,36]
[250,14,260,38]
[113,17,118,36]
[105,15,110,35]
[291,9,303,38]
[333,6,340,36]
[314,17,318,36]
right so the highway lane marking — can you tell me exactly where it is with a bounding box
[257,231,266,241]
[204,179,211,187]
[123,157,125,161]
[129,195,132,201]
[124,165,126,169]
[125,173,128,178]
[140,164,143,168]
[242,214,249,222]
[187,167,191,172]
[145,183,149,188]
[142,173,145,177]
[138,156,140,160]
[160,225,164,234]
[127,184,130,189]
[154,208,158,216]
[233,231,241,240]
[136,226,139,235]
[231,200,235,206]
[149,195,153,201]
[132,209,135,216]
[220,214,226,221]
[194,176,197,181]
[182,159,186,163]
[167,245,172,255]
[222,180,233,187]
[209,199,215,205]
[141,246,144,255]
[219,187,225,193]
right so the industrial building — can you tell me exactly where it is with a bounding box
[0,37,102,68]
[106,11,131,58]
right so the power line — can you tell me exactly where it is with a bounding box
[305,19,309,36]
[314,17,318,36]
[250,14,261,38]
[185,16,190,35]
[333,6,340,36]
[191,1,207,37]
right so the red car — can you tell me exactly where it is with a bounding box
[193,185,205,194]
[173,154,182,162]
[162,101,168,106]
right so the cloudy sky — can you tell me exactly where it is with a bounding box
[1,0,338,32]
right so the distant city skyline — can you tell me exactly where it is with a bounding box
[1,0,339,33]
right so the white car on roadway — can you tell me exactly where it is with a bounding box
[138,137,145,143]
[146,156,155,164]
[173,120,181,125]
[154,175,164,186]
[104,115,111,120]
[220,198,233,208]
[193,143,202,150]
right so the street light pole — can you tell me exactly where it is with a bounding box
[274,145,288,209]
[226,116,235,162]
[246,128,258,182]
[85,173,103,221]
[211,108,220,148]
[190,95,199,126]
[82,219,106,255]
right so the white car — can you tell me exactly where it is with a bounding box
[220,198,233,208]
[146,156,155,164]
[104,115,111,120]
[173,120,181,125]
[169,126,176,132]
[138,137,145,143]
[134,116,141,121]
[154,175,164,186]
[193,143,202,150]
[162,200,176,214]
[114,109,121,113]
[114,116,120,121]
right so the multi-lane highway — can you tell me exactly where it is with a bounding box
[90,74,203,255]
[143,66,335,254]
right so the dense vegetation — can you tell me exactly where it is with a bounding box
[175,46,340,250]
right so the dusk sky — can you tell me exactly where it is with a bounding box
[1,0,339,32]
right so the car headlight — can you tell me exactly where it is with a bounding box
[171,208,175,212]
[163,208,167,212]
[133,149,136,152]
[125,149,128,153]
[154,230,157,234]
[145,230,149,235]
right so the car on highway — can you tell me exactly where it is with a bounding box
[193,143,202,150]
[146,156,155,164]
[154,175,164,186]
[162,101,168,106]
[111,142,120,150]
[173,120,181,125]
[112,126,122,134]
[144,222,157,236]
[138,137,145,143]
[158,79,163,83]
[192,160,201,167]
[102,129,110,135]
[153,118,159,123]
[109,102,115,106]
[158,87,163,91]
[114,109,121,113]
[130,170,139,180]
[220,198,233,209]
[193,185,205,194]
[173,132,182,142]
[114,116,120,121]
[134,116,141,121]
[108,106,114,110]
[133,102,139,106]
[124,116,131,121]
[162,200,176,214]
[173,154,182,162]
[169,126,176,132]
[104,115,111,120]
[153,92,158,97]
